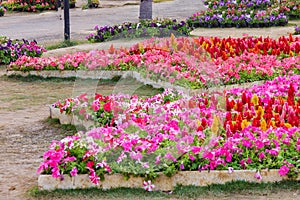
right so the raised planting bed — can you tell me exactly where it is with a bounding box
[38,75,300,192]
[7,36,300,91]
[38,169,299,191]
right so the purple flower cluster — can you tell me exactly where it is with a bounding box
[87,19,192,43]
[0,37,45,64]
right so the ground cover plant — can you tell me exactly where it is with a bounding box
[8,35,300,88]
[187,0,292,28]
[38,74,300,187]
[0,36,45,64]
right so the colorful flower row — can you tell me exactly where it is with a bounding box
[8,36,300,88]
[1,0,58,12]
[187,10,288,28]
[0,36,46,64]
[189,0,290,28]
[86,19,193,43]
[38,74,300,185]
[203,0,274,11]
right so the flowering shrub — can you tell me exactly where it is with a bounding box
[0,36,46,64]
[38,75,300,186]
[86,19,193,43]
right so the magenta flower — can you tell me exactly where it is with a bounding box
[258,152,265,160]
[254,171,262,180]
[89,170,100,185]
[180,161,185,170]
[278,165,289,176]
[70,167,78,177]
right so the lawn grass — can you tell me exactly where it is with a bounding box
[28,180,300,200]
[45,40,87,51]
[0,74,163,112]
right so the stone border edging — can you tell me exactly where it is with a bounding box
[50,106,95,130]
[5,70,265,95]
[38,169,298,191]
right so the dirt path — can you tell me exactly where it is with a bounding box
[0,75,74,199]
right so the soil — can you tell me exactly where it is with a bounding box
[1,21,300,200]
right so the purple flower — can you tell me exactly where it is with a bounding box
[228,167,234,174]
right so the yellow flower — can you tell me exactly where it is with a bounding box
[256,106,264,118]
[260,119,267,131]
[241,119,250,130]
[138,42,144,53]
[284,123,292,128]
[251,94,259,106]
[211,115,220,137]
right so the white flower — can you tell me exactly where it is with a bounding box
[143,180,155,191]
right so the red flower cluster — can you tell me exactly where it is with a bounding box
[224,84,300,136]
[194,35,300,60]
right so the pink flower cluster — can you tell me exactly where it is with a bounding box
[38,75,300,184]
[8,36,300,89]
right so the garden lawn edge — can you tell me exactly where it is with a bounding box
[6,70,265,95]
[38,169,299,191]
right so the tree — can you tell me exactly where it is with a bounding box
[139,0,152,20]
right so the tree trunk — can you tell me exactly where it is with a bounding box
[139,0,152,20]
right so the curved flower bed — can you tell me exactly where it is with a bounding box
[38,75,300,187]
[7,36,300,89]
[0,36,46,64]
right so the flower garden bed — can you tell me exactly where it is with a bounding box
[38,73,300,191]
[2,33,293,191]
[2,0,62,12]
[186,0,296,28]
[87,19,192,43]
[0,36,45,64]
[7,35,300,89]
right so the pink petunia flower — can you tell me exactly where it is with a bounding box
[254,171,262,180]
[70,167,78,177]
[278,165,290,176]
